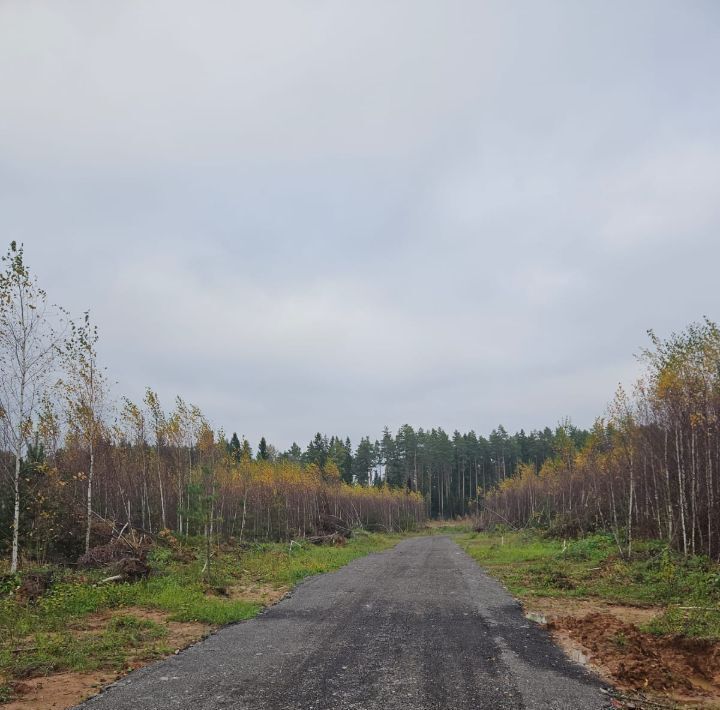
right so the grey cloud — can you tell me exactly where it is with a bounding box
[0,0,718,448]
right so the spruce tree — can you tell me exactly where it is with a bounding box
[258,436,269,460]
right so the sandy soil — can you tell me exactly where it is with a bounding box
[2,608,210,710]
[220,583,289,606]
[4,672,114,710]
[524,597,720,708]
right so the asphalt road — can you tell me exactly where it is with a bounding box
[79,536,609,710]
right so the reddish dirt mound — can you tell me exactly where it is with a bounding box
[549,612,720,697]
[2,671,113,709]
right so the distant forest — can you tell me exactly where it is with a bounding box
[2,240,718,569]
[269,423,589,519]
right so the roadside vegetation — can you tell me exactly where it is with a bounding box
[0,531,404,704]
[478,320,720,562]
[3,239,720,709]
[0,242,425,581]
[458,530,720,638]
[457,529,720,707]
[0,242,428,707]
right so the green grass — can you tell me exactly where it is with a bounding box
[0,531,405,697]
[213,532,405,590]
[0,613,168,680]
[454,530,720,638]
[426,521,475,535]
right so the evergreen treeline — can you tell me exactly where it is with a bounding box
[280,424,588,519]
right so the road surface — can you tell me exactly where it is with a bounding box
[79,536,609,709]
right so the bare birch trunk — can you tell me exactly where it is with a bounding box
[11,451,21,573]
[85,442,95,553]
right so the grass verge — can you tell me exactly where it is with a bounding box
[0,531,404,704]
[453,530,720,707]
[454,530,720,638]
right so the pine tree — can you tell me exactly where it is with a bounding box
[352,437,374,485]
[229,432,241,462]
[303,432,328,467]
[258,436,269,460]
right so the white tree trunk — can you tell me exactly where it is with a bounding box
[85,442,95,553]
[10,377,25,574]
[11,451,21,573]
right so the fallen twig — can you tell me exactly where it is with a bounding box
[98,574,124,584]
[606,688,679,709]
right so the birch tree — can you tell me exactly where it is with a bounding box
[120,398,150,530]
[61,311,107,553]
[145,388,167,530]
[0,242,62,572]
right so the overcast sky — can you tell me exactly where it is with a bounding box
[1,1,719,449]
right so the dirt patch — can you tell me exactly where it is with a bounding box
[2,608,210,710]
[548,612,720,707]
[3,671,116,709]
[523,596,661,626]
[227,583,288,605]
[120,607,209,651]
[63,607,210,651]
[3,580,292,709]
[520,598,720,706]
